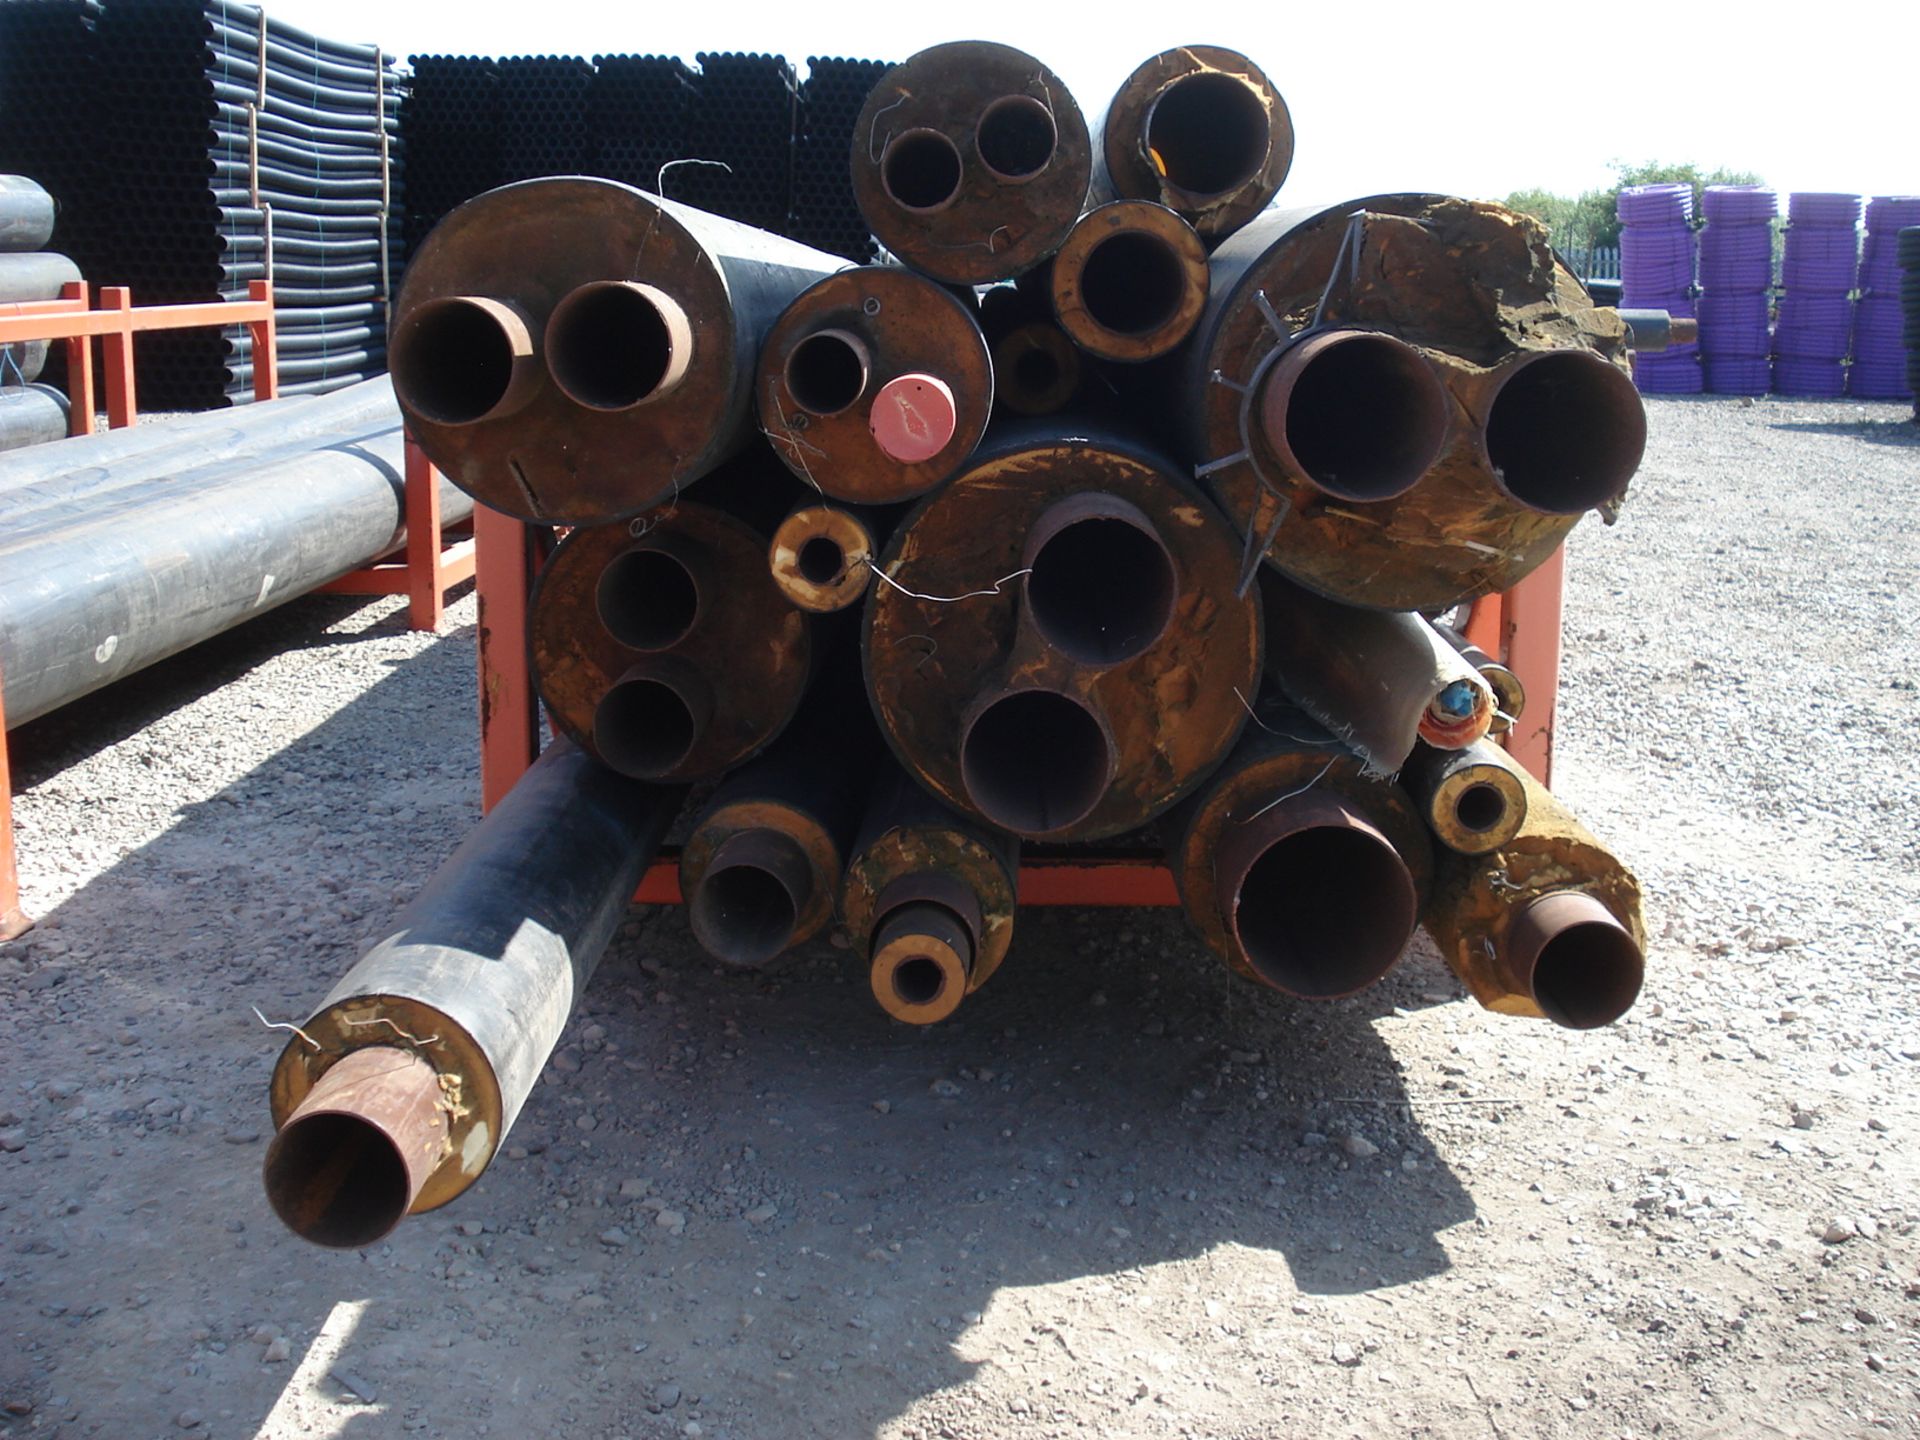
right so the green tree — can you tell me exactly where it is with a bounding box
[1505,161,1767,254]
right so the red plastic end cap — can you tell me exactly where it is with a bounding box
[869,373,958,464]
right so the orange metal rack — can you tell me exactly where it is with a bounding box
[471,502,1567,908]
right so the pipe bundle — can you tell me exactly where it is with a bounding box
[1618,183,1701,394]
[0,173,77,449]
[1849,196,1920,400]
[1697,185,1776,397]
[269,40,1654,1248]
[1774,192,1861,397]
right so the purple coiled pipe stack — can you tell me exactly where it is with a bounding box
[1618,183,1700,393]
[1849,196,1920,399]
[1773,192,1861,398]
[1696,186,1775,395]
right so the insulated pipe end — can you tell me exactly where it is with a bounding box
[263,1046,449,1250]
[687,830,815,969]
[1417,673,1497,750]
[1022,492,1178,666]
[592,658,715,780]
[390,295,537,427]
[1505,891,1645,1029]
[1256,330,1449,502]
[1425,758,1530,856]
[769,505,876,613]
[1212,792,1418,998]
[870,901,976,1025]
[869,373,958,463]
[1481,350,1648,515]
[960,689,1116,838]
[545,280,694,412]
[993,323,1081,416]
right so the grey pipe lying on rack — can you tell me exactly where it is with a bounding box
[0,385,69,455]
[0,252,82,304]
[1,340,48,385]
[0,408,472,728]
[0,177,57,253]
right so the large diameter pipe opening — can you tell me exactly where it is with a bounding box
[545,280,693,411]
[1080,231,1186,336]
[390,295,532,426]
[596,545,701,651]
[1509,891,1645,1029]
[593,663,712,778]
[1217,801,1417,997]
[1482,351,1648,514]
[785,329,871,416]
[1024,496,1177,665]
[975,95,1057,181]
[262,1047,447,1250]
[688,831,812,967]
[882,129,964,211]
[961,690,1114,835]
[1144,73,1269,197]
[1260,331,1449,502]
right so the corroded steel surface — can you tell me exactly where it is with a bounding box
[863,429,1260,842]
[1183,195,1639,612]
[756,266,992,503]
[393,177,843,524]
[530,502,811,781]
[1096,46,1292,239]
[851,42,1092,285]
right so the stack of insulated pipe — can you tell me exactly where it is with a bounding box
[0,175,79,451]
[495,56,592,184]
[791,57,892,263]
[398,58,501,264]
[0,3,109,311]
[1773,192,1862,397]
[1905,227,1920,413]
[1617,183,1700,393]
[587,55,695,196]
[85,0,403,408]
[1696,185,1776,395]
[1848,196,1920,399]
[272,41,1655,1249]
[672,54,797,235]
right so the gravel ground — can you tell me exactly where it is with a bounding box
[1,394,1917,1440]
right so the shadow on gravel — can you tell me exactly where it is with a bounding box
[7,582,473,789]
[1,618,1477,1438]
[1766,417,1919,447]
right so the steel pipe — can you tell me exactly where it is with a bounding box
[1436,626,1526,734]
[991,321,1082,416]
[0,176,56,253]
[265,741,682,1246]
[1423,770,1645,1028]
[1093,46,1292,240]
[768,504,881,613]
[530,489,812,782]
[1048,201,1208,362]
[756,266,991,503]
[1170,703,1432,997]
[1398,738,1530,855]
[0,340,48,386]
[1475,349,1647,515]
[0,252,81,304]
[1180,195,1643,611]
[852,42,1091,285]
[394,176,846,524]
[864,423,1260,841]
[841,764,1019,1026]
[0,384,68,455]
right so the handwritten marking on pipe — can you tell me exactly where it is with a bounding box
[93,635,118,664]
[255,573,276,606]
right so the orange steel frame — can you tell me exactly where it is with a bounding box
[317,439,478,632]
[472,507,1567,909]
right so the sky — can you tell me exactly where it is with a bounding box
[273,0,1914,204]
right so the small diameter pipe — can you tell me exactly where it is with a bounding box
[993,322,1081,415]
[1256,330,1449,502]
[592,657,716,780]
[1502,891,1645,1030]
[686,830,814,968]
[265,742,682,1247]
[545,280,694,411]
[959,688,1117,837]
[1210,791,1418,998]
[1049,201,1208,362]
[1478,349,1647,514]
[870,897,975,1026]
[1022,492,1178,666]
[768,505,876,613]
[388,295,538,426]
[1399,739,1529,855]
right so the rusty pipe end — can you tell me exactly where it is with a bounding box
[769,505,875,613]
[993,323,1081,415]
[870,901,976,1025]
[593,656,716,780]
[1481,350,1647,515]
[390,295,538,427]
[1022,492,1178,666]
[1141,69,1273,204]
[1212,792,1418,998]
[881,127,964,212]
[263,1046,449,1250]
[1505,891,1645,1029]
[785,328,872,417]
[688,829,815,968]
[1050,201,1208,362]
[869,373,959,463]
[975,94,1058,184]
[1257,330,1449,502]
[596,533,709,651]
[960,688,1116,838]
[545,280,694,412]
